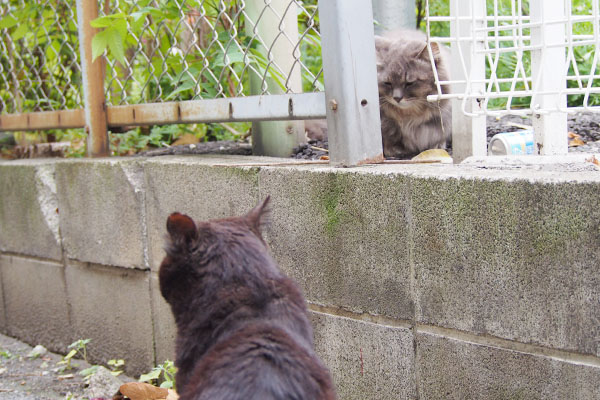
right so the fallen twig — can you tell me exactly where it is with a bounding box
[506,121,532,130]
[310,145,329,153]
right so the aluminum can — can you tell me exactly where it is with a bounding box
[488,130,535,155]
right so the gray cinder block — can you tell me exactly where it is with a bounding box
[1,255,71,352]
[65,261,154,375]
[150,273,176,364]
[412,178,600,356]
[416,331,600,399]
[0,161,62,260]
[310,310,416,400]
[260,167,414,320]
[56,159,146,269]
[144,157,260,271]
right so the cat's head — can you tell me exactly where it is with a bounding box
[159,196,272,306]
[375,36,447,111]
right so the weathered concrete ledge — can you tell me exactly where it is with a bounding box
[1,155,599,398]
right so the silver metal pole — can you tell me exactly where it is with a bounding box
[372,0,416,34]
[318,0,384,166]
[244,0,305,157]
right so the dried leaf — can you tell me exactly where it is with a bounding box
[586,155,600,167]
[568,137,585,147]
[166,389,179,400]
[319,155,330,161]
[119,382,169,400]
[568,131,581,139]
[411,149,452,163]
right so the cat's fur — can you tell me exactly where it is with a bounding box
[159,197,336,400]
[375,29,452,157]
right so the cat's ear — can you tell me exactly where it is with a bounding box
[428,42,444,64]
[417,42,443,65]
[166,212,198,250]
[246,196,271,234]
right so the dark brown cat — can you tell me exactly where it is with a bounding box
[159,197,336,400]
[375,30,452,158]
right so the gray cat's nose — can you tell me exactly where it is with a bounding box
[392,88,403,103]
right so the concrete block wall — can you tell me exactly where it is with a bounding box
[0,156,599,398]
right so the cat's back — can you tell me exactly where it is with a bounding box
[182,323,336,400]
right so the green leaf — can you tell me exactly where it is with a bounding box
[63,349,77,361]
[79,365,99,377]
[0,16,18,29]
[139,368,162,382]
[92,29,110,61]
[45,40,61,62]
[106,28,126,64]
[159,381,173,389]
[166,78,198,100]
[11,23,28,40]
[90,13,127,28]
[213,48,246,67]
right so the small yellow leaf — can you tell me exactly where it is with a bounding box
[568,137,585,147]
[411,149,452,163]
[119,382,169,400]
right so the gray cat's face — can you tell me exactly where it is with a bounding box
[375,38,445,111]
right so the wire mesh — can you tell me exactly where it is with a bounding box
[98,0,323,106]
[0,0,82,114]
[424,0,600,117]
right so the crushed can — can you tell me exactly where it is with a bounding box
[488,130,535,156]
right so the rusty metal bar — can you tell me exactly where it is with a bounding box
[76,0,109,157]
[0,110,85,131]
[107,93,326,126]
[0,93,326,131]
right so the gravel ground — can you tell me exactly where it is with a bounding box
[292,112,600,159]
[0,333,128,400]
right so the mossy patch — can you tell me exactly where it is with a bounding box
[317,173,352,238]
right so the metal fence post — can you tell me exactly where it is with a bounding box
[76,0,109,157]
[450,0,487,162]
[371,0,416,34]
[530,0,568,155]
[244,0,304,157]
[318,0,383,166]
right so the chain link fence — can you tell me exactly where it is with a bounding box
[0,0,383,164]
[0,0,82,114]
[0,0,323,111]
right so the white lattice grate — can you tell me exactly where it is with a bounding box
[425,0,600,117]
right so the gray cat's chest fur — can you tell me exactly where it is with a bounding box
[376,30,452,158]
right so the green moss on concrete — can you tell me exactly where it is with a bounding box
[317,173,353,238]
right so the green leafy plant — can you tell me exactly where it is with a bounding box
[57,338,91,371]
[79,364,100,383]
[0,349,14,359]
[139,360,177,390]
[108,358,126,376]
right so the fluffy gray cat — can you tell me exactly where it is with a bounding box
[375,30,451,158]
[305,30,451,159]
